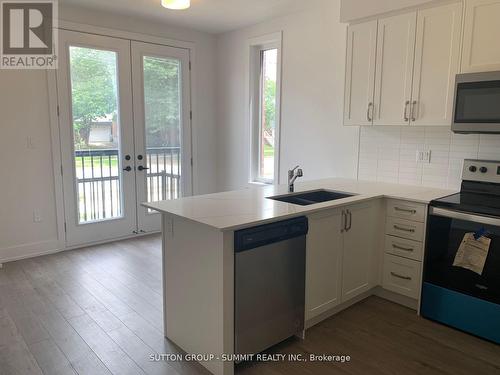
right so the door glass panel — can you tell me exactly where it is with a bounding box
[143,55,182,206]
[69,46,123,223]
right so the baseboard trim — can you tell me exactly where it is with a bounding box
[0,239,62,263]
[305,288,377,329]
[0,231,161,264]
[373,286,419,310]
[305,287,419,330]
[64,231,161,251]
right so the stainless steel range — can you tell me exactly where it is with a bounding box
[422,159,500,343]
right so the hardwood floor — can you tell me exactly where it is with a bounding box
[1,235,499,375]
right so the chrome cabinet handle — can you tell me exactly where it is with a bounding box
[367,102,373,122]
[394,225,415,233]
[346,210,352,232]
[392,244,414,252]
[411,100,417,121]
[341,210,346,233]
[404,100,410,121]
[394,207,417,214]
[391,272,412,281]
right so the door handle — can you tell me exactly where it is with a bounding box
[411,100,417,121]
[404,100,410,121]
[138,166,150,171]
[123,166,132,172]
[341,210,346,233]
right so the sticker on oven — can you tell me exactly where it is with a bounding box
[453,233,491,275]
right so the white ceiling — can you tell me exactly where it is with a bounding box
[59,0,320,34]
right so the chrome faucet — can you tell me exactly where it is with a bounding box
[288,165,303,192]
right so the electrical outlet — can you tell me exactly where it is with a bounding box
[416,150,431,164]
[33,210,42,223]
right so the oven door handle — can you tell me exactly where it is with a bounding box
[430,207,500,227]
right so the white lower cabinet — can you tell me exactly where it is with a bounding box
[305,201,380,321]
[305,198,426,324]
[385,235,423,261]
[341,202,380,300]
[382,199,425,300]
[382,254,421,299]
[386,216,425,242]
[305,209,343,321]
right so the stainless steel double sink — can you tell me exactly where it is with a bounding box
[267,189,356,206]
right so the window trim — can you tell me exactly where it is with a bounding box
[248,32,282,185]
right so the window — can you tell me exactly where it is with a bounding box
[250,35,281,184]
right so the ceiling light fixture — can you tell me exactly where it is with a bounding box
[161,0,190,10]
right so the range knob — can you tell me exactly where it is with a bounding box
[480,166,488,173]
[469,166,477,172]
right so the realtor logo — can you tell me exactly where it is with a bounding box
[1,0,58,69]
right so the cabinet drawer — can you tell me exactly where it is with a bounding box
[386,217,424,242]
[385,235,423,261]
[386,199,426,222]
[382,254,421,299]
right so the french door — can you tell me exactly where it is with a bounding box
[57,30,192,246]
[131,41,192,232]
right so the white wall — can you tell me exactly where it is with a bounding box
[358,127,500,189]
[0,4,217,262]
[0,70,60,259]
[340,0,438,22]
[216,0,360,191]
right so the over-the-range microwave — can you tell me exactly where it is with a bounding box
[452,71,500,134]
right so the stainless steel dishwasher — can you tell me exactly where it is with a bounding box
[234,216,308,355]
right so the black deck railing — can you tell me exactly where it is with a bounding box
[74,147,181,223]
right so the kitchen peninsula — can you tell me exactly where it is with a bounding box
[144,178,453,375]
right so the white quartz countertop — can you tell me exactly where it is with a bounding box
[143,178,456,231]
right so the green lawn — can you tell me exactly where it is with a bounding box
[74,156,119,170]
[264,144,274,157]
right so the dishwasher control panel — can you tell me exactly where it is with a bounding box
[234,216,308,252]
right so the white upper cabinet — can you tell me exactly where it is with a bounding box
[411,2,462,126]
[373,12,417,126]
[344,20,378,126]
[343,1,463,127]
[462,0,500,73]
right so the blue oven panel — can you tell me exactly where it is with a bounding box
[421,283,500,344]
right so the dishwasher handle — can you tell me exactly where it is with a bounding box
[234,216,308,252]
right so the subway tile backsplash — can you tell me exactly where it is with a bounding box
[358,126,500,189]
